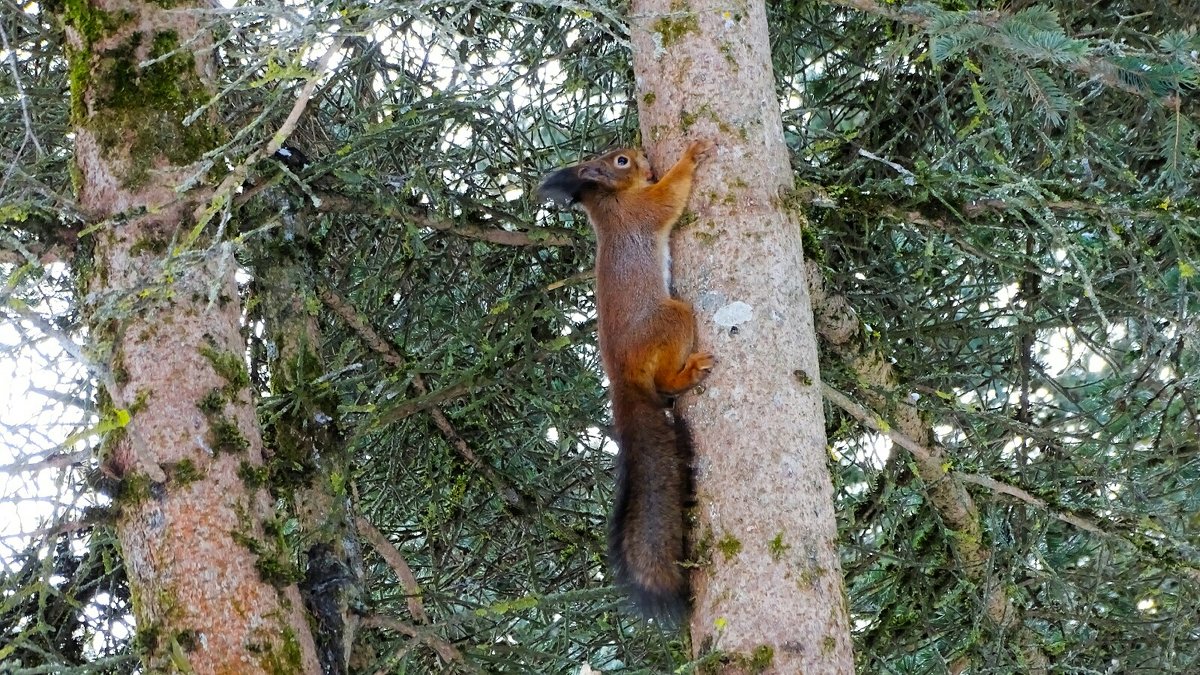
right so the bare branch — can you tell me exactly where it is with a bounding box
[355,516,429,624]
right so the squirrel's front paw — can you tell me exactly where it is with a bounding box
[691,351,716,372]
[686,139,716,164]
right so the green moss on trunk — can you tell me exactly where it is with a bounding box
[63,4,220,189]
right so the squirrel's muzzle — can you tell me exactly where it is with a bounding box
[537,167,586,206]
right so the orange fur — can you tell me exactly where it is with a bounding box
[538,141,715,623]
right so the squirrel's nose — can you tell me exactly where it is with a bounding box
[537,167,583,206]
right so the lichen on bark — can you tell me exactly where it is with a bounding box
[58,0,321,670]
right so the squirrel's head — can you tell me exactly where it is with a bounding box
[537,148,654,207]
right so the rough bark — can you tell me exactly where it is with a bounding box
[63,1,320,671]
[630,1,854,671]
[257,244,363,674]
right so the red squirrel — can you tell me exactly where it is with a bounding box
[538,140,715,623]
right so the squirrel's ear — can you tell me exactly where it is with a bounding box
[537,167,584,206]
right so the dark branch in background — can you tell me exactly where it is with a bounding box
[315,193,579,248]
[195,35,350,230]
[824,0,1184,110]
[806,261,1050,672]
[0,450,91,476]
[317,286,530,512]
[359,613,477,673]
[235,172,579,248]
[825,380,1200,578]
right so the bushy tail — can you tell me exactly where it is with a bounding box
[608,382,694,625]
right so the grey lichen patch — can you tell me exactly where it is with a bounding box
[713,301,753,328]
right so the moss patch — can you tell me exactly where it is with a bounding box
[66,11,223,188]
[231,519,301,588]
[61,0,134,48]
[238,460,270,489]
[165,458,203,486]
[198,388,225,415]
[652,1,699,48]
[768,532,790,561]
[210,416,250,454]
[717,534,743,561]
[115,472,155,509]
[200,340,251,395]
[747,644,774,671]
[253,626,304,674]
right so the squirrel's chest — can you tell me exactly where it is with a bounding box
[594,232,671,300]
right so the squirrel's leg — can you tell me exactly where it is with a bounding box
[653,299,714,396]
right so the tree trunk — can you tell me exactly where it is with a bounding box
[257,245,363,674]
[62,1,320,671]
[630,1,855,671]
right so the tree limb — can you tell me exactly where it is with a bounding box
[355,516,429,624]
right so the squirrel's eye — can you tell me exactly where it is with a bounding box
[615,155,629,167]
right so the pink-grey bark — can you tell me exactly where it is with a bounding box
[65,1,321,671]
[630,0,854,671]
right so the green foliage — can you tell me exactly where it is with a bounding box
[776,0,1200,671]
[3,0,1200,673]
